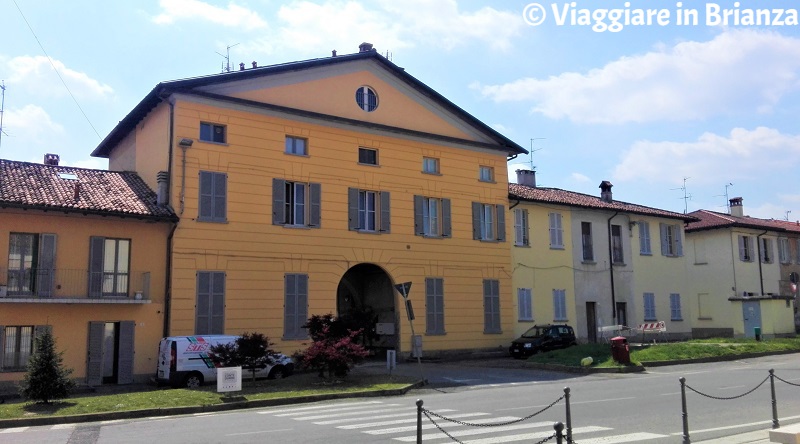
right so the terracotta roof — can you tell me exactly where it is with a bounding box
[686,209,795,233]
[509,184,697,222]
[0,159,177,221]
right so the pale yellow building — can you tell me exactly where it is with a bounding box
[91,44,526,364]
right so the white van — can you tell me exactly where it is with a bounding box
[155,335,294,388]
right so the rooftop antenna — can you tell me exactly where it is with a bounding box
[785,210,792,221]
[0,80,6,151]
[529,138,545,170]
[384,50,392,61]
[216,43,239,73]
[671,177,692,214]
[724,183,733,214]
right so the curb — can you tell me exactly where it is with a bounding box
[523,362,645,374]
[0,379,426,429]
[640,349,800,367]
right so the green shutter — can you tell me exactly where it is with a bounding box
[272,178,286,225]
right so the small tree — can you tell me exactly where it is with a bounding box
[20,329,75,404]
[208,332,278,382]
[299,314,369,378]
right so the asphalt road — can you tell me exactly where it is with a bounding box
[2,353,800,443]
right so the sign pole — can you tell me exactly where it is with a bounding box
[395,282,425,384]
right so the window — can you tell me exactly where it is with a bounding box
[7,233,56,297]
[611,224,623,264]
[348,188,390,233]
[581,222,594,261]
[518,288,533,321]
[514,209,529,247]
[284,274,308,340]
[89,237,130,297]
[196,271,225,335]
[670,293,682,321]
[797,239,800,263]
[760,238,773,263]
[199,122,226,143]
[198,171,227,222]
[549,213,564,249]
[285,136,307,156]
[643,292,656,321]
[358,147,378,165]
[778,238,791,264]
[422,157,439,174]
[738,235,754,262]
[272,179,321,228]
[355,86,378,112]
[660,223,683,257]
[479,166,494,182]
[425,278,445,334]
[553,289,567,321]
[472,203,506,242]
[1,326,34,371]
[639,221,651,255]
[414,196,451,238]
[483,279,501,333]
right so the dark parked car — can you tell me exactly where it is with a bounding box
[509,324,577,358]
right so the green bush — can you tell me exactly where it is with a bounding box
[19,329,75,404]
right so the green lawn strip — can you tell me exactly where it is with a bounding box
[526,338,800,369]
[0,373,416,420]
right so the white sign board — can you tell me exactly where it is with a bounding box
[217,366,242,393]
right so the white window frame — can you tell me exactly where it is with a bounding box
[514,209,529,247]
[611,224,623,264]
[358,147,378,165]
[670,293,682,321]
[2,325,34,371]
[481,204,495,241]
[760,238,773,264]
[355,86,378,112]
[422,157,439,174]
[199,122,226,144]
[518,288,533,321]
[359,190,378,231]
[284,182,307,226]
[285,136,307,156]
[643,292,656,321]
[553,289,567,321]
[479,166,494,182]
[778,238,791,264]
[581,222,594,261]
[639,221,651,255]
[423,197,441,237]
[739,235,754,262]
[549,212,564,249]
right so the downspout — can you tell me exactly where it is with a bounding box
[607,211,620,320]
[756,230,768,296]
[163,95,176,338]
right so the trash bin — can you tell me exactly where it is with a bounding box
[754,327,761,341]
[610,336,630,364]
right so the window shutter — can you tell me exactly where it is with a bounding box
[660,223,668,256]
[675,226,683,257]
[117,321,135,384]
[37,233,57,297]
[214,173,227,221]
[549,213,557,246]
[426,278,435,334]
[413,195,424,236]
[297,275,308,338]
[522,210,529,246]
[380,191,391,232]
[272,179,286,225]
[496,205,506,242]
[86,321,104,386]
[89,236,104,298]
[195,272,210,334]
[284,274,296,338]
[738,236,746,261]
[472,202,481,240]
[747,237,754,261]
[0,325,4,371]
[348,188,359,230]
[309,183,321,228]
[199,171,213,220]
[441,198,452,238]
[639,223,648,253]
[210,272,225,334]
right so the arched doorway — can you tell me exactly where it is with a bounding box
[337,264,398,356]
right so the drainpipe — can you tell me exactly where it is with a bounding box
[163,95,176,338]
[607,211,620,320]
[756,230,768,296]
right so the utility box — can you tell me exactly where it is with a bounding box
[411,335,423,358]
[610,336,630,364]
[376,323,395,335]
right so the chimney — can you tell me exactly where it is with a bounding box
[73,182,81,201]
[332,49,337,57]
[516,169,536,187]
[599,181,613,203]
[358,42,374,53]
[157,171,169,206]
[730,197,744,217]
[44,153,60,166]
[251,61,257,68]
[239,62,245,71]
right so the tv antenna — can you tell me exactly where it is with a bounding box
[529,138,545,170]
[715,182,734,213]
[671,177,692,214]
[785,210,792,221]
[216,43,240,73]
[0,81,7,151]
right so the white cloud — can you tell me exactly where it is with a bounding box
[476,29,800,123]
[5,56,113,100]
[4,105,65,143]
[67,158,108,170]
[571,172,590,183]
[612,127,800,186]
[153,0,267,30]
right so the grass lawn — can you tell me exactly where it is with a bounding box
[0,372,418,420]
[525,337,800,369]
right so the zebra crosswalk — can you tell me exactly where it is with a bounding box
[257,400,671,443]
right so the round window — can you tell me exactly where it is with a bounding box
[355,86,378,112]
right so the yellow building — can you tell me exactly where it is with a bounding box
[91,44,526,360]
[0,156,176,386]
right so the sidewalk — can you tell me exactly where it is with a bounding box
[694,429,771,443]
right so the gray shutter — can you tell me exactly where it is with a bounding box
[425,278,435,334]
[442,198,452,238]
[37,234,57,297]
[660,223,668,256]
[496,205,506,242]
[413,195,424,236]
[89,236,104,298]
[348,188,359,230]
[199,171,213,220]
[380,191,391,233]
[675,226,684,257]
[284,274,296,338]
[211,272,225,334]
[87,322,104,386]
[272,178,286,225]
[472,202,481,240]
[297,275,308,338]
[117,321,135,385]
[214,173,227,220]
[0,325,4,371]
[738,236,745,260]
[309,183,321,228]
[195,272,210,334]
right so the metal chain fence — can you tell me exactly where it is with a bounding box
[774,373,800,387]
[684,375,769,400]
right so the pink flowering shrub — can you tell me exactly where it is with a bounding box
[299,315,369,378]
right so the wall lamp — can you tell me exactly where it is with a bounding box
[178,138,193,147]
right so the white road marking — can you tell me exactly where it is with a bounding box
[291,406,404,421]
[226,428,293,436]
[394,423,601,442]
[364,416,522,434]
[670,414,800,435]
[314,409,457,425]
[0,427,28,433]
[51,424,75,430]
[259,400,384,415]
[338,413,491,430]
[497,397,635,411]
[578,432,669,443]
[273,402,396,417]
[406,425,611,443]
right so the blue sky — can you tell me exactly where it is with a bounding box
[2,0,800,220]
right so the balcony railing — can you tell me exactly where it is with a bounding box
[0,268,151,303]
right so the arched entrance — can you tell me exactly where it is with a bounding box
[337,264,398,356]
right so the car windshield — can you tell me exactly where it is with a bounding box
[521,326,546,338]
